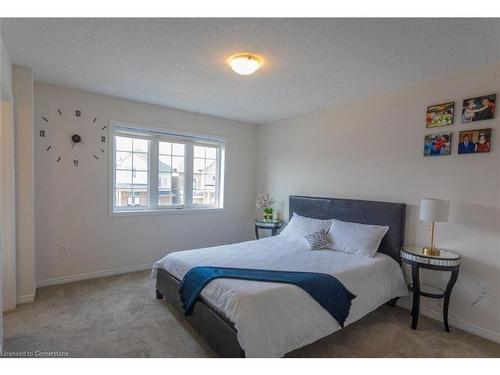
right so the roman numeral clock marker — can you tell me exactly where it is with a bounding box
[39,108,106,166]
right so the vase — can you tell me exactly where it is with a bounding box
[263,208,273,221]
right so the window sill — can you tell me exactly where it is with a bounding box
[109,207,224,217]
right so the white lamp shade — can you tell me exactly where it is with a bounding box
[419,198,449,222]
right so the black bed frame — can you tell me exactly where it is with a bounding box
[155,195,406,357]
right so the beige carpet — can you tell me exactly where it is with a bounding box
[3,271,499,358]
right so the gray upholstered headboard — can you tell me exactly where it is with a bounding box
[289,195,406,263]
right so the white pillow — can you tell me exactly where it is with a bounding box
[280,213,331,241]
[328,219,389,257]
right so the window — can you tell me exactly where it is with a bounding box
[158,141,185,206]
[193,145,218,206]
[115,136,149,208]
[111,123,224,213]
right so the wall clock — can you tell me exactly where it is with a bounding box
[39,108,107,166]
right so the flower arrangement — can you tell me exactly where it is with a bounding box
[256,193,276,220]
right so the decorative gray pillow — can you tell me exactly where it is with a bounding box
[305,229,332,250]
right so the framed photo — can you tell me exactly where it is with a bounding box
[423,132,452,157]
[458,128,491,154]
[426,102,454,128]
[461,94,496,123]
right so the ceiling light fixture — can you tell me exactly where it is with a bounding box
[228,54,262,75]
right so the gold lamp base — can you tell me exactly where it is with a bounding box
[423,247,440,257]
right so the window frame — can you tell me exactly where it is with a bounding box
[109,121,225,216]
[191,141,222,208]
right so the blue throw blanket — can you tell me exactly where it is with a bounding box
[179,266,356,328]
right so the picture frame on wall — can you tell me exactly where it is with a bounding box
[461,94,496,123]
[423,132,452,157]
[458,128,492,154]
[426,102,455,128]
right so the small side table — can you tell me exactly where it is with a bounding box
[401,246,461,332]
[254,219,282,239]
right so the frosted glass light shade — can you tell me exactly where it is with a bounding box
[229,55,261,75]
[419,198,449,222]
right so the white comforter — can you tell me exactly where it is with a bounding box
[153,236,408,358]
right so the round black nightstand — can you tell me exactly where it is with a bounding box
[401,246,461,332]
[254,219,283,239]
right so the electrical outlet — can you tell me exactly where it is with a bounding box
[479,283,491,298]
[59,244,69,255]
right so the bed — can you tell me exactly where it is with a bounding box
[153,195,408,357]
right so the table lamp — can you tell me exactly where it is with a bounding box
[419,198,449,256]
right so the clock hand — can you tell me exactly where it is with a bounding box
[71,134,82,147]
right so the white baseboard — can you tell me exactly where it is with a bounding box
[36,263,153,288]
[16,293,35,304]
[397,300,500,344]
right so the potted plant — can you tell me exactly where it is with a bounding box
[256,193,276,221]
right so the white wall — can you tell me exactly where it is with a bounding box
[257,63,500,342]
[0,101,15,311]
[0,27,14,351]
[13,65,36,303]
[0,36,12,101]
[34,82,257,284]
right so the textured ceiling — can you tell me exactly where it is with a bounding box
[2,18,500,124]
